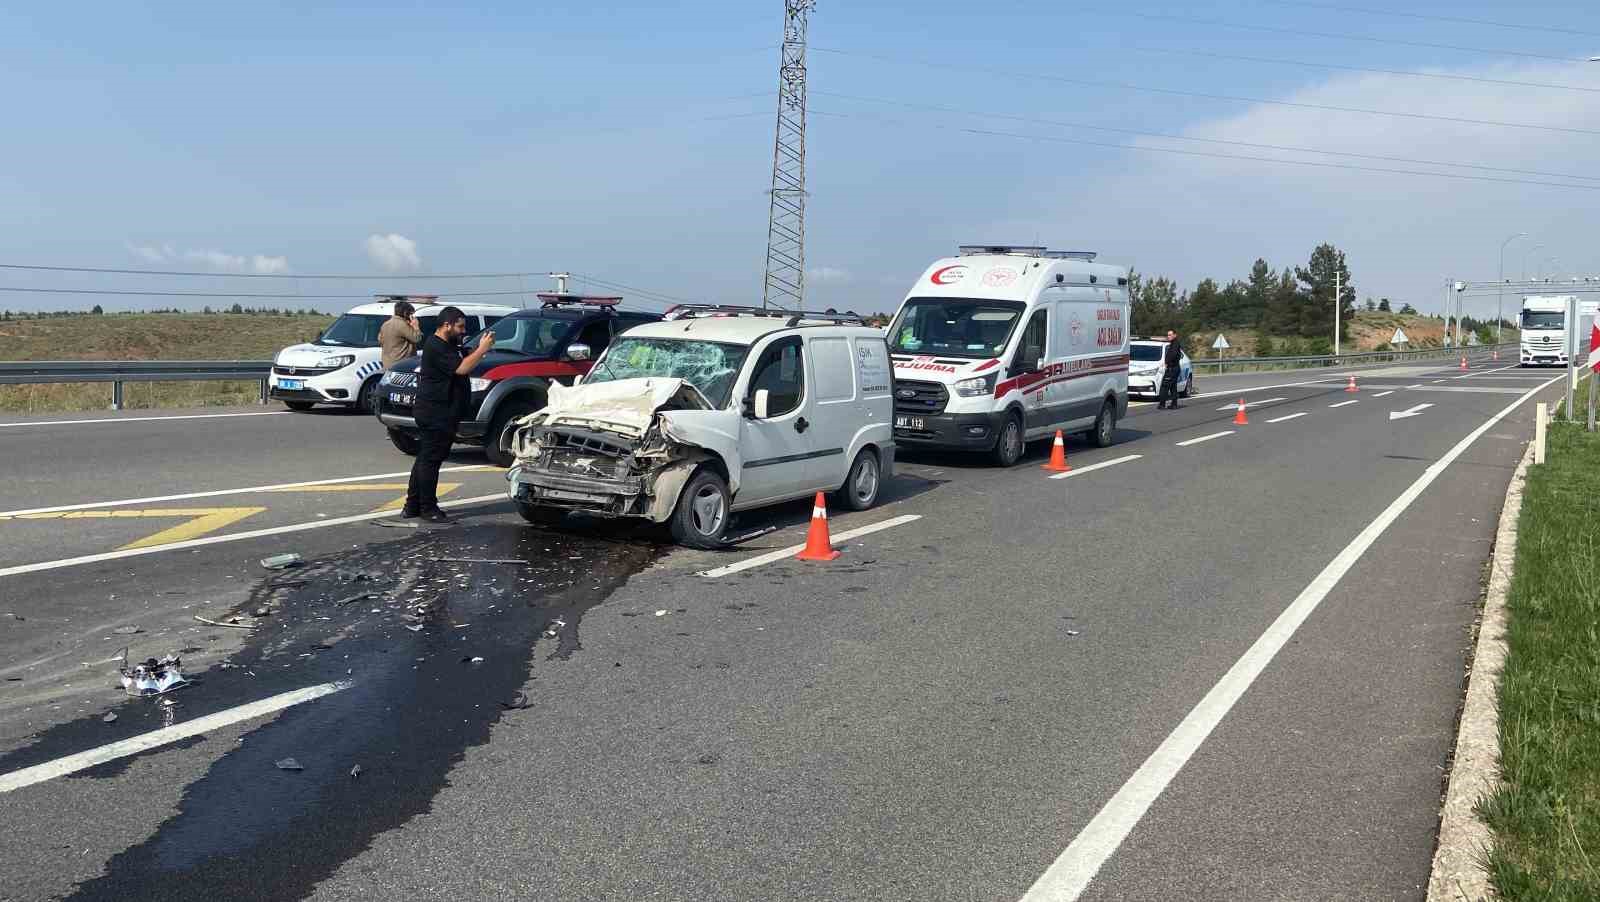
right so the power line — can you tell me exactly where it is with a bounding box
[0,263,551,280]
[1257,1,1600,39]
[812,47,1600,137]
[0,286,554,300]
[810,109,1600,191]
[1127,45,1600,94]
[813,91,1600,182]
[1078,8,1589,63]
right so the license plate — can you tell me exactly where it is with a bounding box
[279,379,304,391]
[895,415,925,430]
[544,489,607,503]
[388,392,414,406]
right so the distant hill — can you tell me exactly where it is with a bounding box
[1188,311,1514,358]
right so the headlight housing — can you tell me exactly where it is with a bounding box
[324,355,356,370]
[469,377,493,393]
[952,372,998,398]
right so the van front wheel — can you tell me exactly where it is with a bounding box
[670,468,732,549]
[990,412,1025,467]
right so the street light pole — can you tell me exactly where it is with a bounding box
[1499,232,1528,344]
[1334,269,1341,356]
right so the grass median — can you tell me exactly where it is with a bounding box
[1480,394,1600,900]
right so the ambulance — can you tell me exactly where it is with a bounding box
[885,245,1131,466]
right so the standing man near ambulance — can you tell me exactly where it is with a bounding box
[1156,328,1183,410]
[403,307,495,522]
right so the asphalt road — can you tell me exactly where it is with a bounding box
[0,350,1565,901]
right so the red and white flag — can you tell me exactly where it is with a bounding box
[1590,323,1600,374]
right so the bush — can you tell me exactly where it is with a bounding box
[1304,337,1334,356]
[1255,335,1275,358]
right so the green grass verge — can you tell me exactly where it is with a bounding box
[1480,413,1600,900]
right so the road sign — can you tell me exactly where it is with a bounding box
[1212,334,1230,350]
[1467,332,1480,347]
[1390,327,1408,345]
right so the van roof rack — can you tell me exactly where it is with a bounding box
[661,304,866,327]
[957,245,1098,262]
[374,294,441,302]
[535,292,622,310]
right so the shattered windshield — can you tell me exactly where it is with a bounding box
[888,298,1025,359]
[586,337,748,407]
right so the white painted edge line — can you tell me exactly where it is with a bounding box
[1373,391,1396,398]
[1175,431,1234,447]
[0,465,498,517]
[1265,412,1308,424]
[1214,397,1284,411]
[1328,399,1360,408]
[1049,454,1143,480]
[0,681,349,793]
[1017,373,1563,902]
[0,494,505,579]
[699,514,922,579]
[0,411,289,429]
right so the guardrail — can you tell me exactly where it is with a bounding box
[0,361,273,409]
[1192,342,1517,374]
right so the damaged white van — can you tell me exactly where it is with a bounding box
[886,245,1131,465]
[504,307,895,548]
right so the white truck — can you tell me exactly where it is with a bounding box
[1520,295,1575,367]
[884,245,1131,465]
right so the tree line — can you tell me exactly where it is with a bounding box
[0,305,328,320]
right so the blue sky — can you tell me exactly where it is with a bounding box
[1,1,1596,320]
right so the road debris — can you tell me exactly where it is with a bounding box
[501,692,532,710]
[462,656,485,664]
[542,617,567,638]
[404,624,424,632]
[112,626,142,636]
[274,758,304,771]
[193,615,257,630]
[375,519,420,529]
[102,711,117,724]
[349,764,362,779]
[438,558,526,565]
[333,592,379,607]
[253,607,273,617]
[1065,630,1081,637]
[267,579,308,590]
[655,610,668,617]
[118,652,189,697]
[260,553,304,571]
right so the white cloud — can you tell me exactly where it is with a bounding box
[365,233,422,271]
[807,266,852,284]
[127,243,289,274]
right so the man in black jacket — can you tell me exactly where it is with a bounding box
[1156,329,1183,410]
[404,307,495,522]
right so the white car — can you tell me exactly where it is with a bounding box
[1128,339,1195,399]
[505,306,895,548]
[270,298,515,411]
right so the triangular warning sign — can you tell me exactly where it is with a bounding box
[1390,327,1408,345]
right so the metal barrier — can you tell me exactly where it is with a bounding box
[0,361,274,409]
[1193,343,1517,374]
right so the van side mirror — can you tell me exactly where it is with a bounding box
[753,388,771,419]
[564,342,592,362]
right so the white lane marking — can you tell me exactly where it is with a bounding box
[1214,398,1284,411]
[699,515,922,578]
[1454,364,1518,379]
[1390,403,1435,421]
[1049,454,1143,481]
[1175,431,1234,447]
[0,465,498,517]
[1373,391,1395,398]
[0,411,289,429]
[1265,412,1308,424]
[1328,400,1360,408]
[1017,374,1563,902]
[0,682,348,793]
[0,494,504,579]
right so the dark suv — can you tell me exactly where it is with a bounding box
[375,295,659,466]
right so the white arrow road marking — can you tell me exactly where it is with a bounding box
[1390,403,1435,420]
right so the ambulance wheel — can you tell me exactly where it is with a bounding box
[284,401,315,412]
[670,468,731,549]
[388,428,420,456]
[1090,399,1117,448]
[836,448,881,512]
[990,412,1025,468]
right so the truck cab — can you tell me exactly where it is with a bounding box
[1520,296,1573,367]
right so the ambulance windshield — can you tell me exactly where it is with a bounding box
[889,298,1025,359]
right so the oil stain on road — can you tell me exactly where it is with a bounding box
[0,521,658,902]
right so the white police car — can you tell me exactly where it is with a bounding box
[270,296,514,412]
[1128,338,1195,399]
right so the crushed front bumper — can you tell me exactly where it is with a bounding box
[506,466,647,518]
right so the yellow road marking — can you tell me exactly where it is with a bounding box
[267,482,460,513]
[0,508,268,550]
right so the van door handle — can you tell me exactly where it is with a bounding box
[795,417,809,434]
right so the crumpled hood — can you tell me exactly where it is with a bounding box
[529,377,711,438]
[276,343,360,367]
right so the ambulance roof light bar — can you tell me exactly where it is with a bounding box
[957,245,1097,262]
[535,292,622,309]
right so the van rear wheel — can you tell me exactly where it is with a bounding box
[836,449,881,512]
[990,412,1025,467]
[1089,399,1117,448]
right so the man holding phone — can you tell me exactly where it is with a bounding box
[403,307,495,522]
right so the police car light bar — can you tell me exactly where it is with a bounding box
[662,304,866,326]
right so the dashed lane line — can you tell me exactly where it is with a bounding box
[1373,391,1395,398]
[1175,431,1234,447]
[1048,455,1143,481]
[0,494,505,579]
[1266,412,1308,424]
[0,682,350,793]
[0,411,290,429]
[1016,373,1564,902]
[0,465,499,518]
[1329,400,1360,408]
[699,515,923,579]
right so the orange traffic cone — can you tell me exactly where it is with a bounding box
[1460,355,1469,371]
[1233,398,1249,425]
[1042,430,1071,472]
[1346,375,1358,393]
[795,492,841,562]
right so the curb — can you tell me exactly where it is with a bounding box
[1426,442,1533,901]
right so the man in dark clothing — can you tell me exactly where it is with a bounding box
[1156,329,1183,410]
[404,307,495,522]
